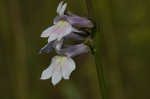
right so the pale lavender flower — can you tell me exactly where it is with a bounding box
[41,1,76,43]
[40,56,75,86]
[40,1,92,86]
[40,43,89,86]
[41,21,72,43]
[41,1,92,43]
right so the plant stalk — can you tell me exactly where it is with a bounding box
[85,0,107,99]
[93,48,107,99]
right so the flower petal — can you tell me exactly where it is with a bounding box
[59,44,89,57]
[59,2,67,16]
[40,55,76,86]
[67,15,93,28]
[40,56,59,80]
[64,32,85,41]
[56,1,64,14]
[39,40,55,54]
[40,65,53,80]
[51,65,62,86]
[39,39,64,54]
[50,56,64,85]
[62,57,76,79]
[41,25,57,38]
[48,21,72,43]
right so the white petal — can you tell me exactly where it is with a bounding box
[48,21,72,42]
[52,74,62,86]
[56,1,64,14]
[51,56,63,85]
[40,56,76,86]
[62,57,76,79]
[59,3,67,16]
[40,66,53,80]
[41,25,57,38]
[48,32,59,43]
[40,56,59,80]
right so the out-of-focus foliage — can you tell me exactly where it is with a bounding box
[91,0,150,99]
[0,0,150,99]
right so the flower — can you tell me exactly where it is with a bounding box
[40,56,75,86]
[41,21,72,43]
[41,1,93,43]
[40,42,89,86]
[40,1,93,86]
[41,1,72,43]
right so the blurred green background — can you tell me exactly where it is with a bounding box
[1,0,150,99]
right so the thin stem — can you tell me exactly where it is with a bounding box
[85,0,107,99]
[93,49,107,99]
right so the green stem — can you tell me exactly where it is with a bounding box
[85,0,107,99]
[93,48,107,99]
